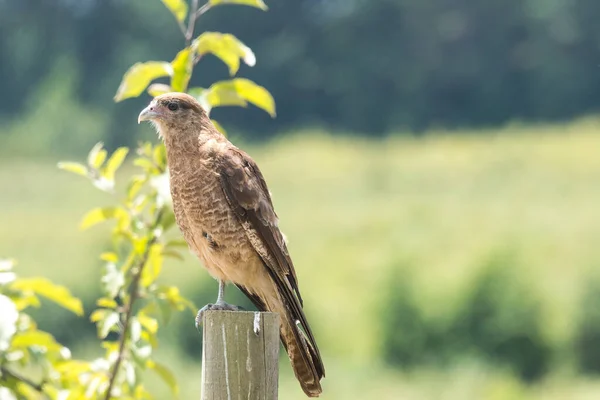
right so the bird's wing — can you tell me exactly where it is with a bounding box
[219,147,302,303]
[218,147,324,373]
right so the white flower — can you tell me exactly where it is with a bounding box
[0,294,18,351]
[0,259,14,271]
[90,357,111,372]
[150,172,172,207]
[0,387,17,400]
[240,43,256,67]
[0,272,16,285]
[60,346,72,360]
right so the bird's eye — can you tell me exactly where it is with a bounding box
[167,102,179,111]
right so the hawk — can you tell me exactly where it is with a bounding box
[138,93,325,397]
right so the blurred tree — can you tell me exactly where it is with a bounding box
[574,275,600,374]
[453,254,551,381]
[2,0,600,149]
[264,0,600,133]
[382,251,551,382]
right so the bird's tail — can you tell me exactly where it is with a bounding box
[280,308,325,397]
[236,284,325,397]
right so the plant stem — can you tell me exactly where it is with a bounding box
[195,3,212,19]
[0,366,44,393]
[103,209,164,400]
[185,0,200,45]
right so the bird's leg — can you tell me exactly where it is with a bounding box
[215,279,226,305]
[195,279,245,330]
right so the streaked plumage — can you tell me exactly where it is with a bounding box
[138,93,325,397]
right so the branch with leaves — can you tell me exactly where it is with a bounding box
[0,259,84,399]
[54,0,276,399]
[116,0,275,137]
[58,142,193,399]
[0,1,275,399]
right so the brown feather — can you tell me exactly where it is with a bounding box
[144,92,325,397]
[219,149,325,396]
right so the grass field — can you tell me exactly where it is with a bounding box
[2,119,600,398]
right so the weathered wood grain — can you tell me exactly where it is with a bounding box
[201,310,280,400]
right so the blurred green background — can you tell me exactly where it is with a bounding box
[2,1,600,399]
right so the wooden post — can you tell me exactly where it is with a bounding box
[201,310,280,400]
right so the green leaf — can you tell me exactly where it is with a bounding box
[87,142,105,168]
[211,119,228,136]
[147,360,179,397]
[138,313,158,335]
[103,147,129,182]
[141,244,164,287]
[101,340,119,355]
[100,252,119,263]
[197,85,247,113]
[11,330,63,353]
[207,78,275,116]
[54,360,92,384]
[209,0,268,11]
[170,48,193,92]
[11,292,41,311]
[57,162,88,177]
[152,144,167,171]
[162,249,183,261]
[156,285,196,313]
[11,278,83,316]
[90,309,107,323]
[80,206,129,230]
[148,83,172,97]
[133,158,157,173]
[133,237,149,255]
[134,385,154,400]
[158,209,176,231]
[161,0,188,22]
[141,330,158,349]
[94,150,108,169]
[114,62,173,102]
[96,297,118,309]
[194,32,256,75]
[127,176,147,201]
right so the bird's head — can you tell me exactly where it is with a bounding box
[138,92,209,139]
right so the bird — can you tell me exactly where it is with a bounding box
[138,92,325,397]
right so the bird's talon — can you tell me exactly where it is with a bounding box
[195,302,245,331]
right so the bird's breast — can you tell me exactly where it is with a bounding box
[169,164,257,281]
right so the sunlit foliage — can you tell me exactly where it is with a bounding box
[0,0,274,398]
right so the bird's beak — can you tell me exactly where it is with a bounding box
[138,103,161,124]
